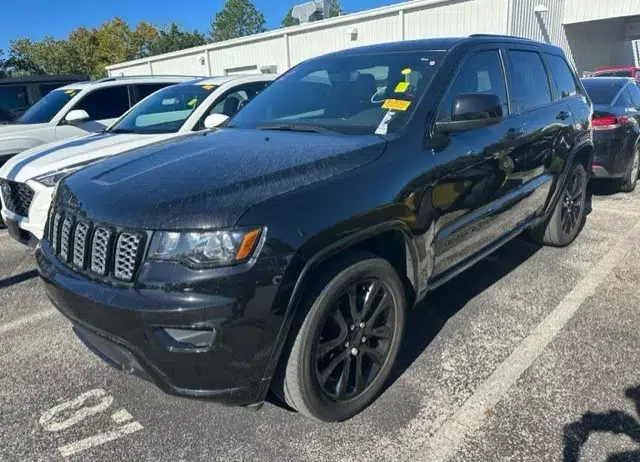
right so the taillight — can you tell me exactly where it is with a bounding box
[592,115,629,130]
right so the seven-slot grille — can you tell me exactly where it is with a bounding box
[0,179,35,217]
[48,210,144,282]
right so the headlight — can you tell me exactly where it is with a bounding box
[34,165,86,187]
[148,227,265,268]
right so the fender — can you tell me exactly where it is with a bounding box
[0,137,44,163]
[542,137,594,218]
[258,219,420,393]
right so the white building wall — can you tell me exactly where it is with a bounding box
[151,51,209,76]
[207,36,288,74]
[564,0,640,24]
[404,0,508,38]
[111,62,151,76]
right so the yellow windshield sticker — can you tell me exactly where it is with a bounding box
[187,98,198,107]
[200,84,215,90]
[64,89,77,95]
[394,82,410,93]
[382,99,411,111]
[401,68,412,75]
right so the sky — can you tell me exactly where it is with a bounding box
[0,0,401,53]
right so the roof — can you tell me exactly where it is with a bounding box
[581,77,634,84]
[312,34,564,60]
[178,73,278,87]
[54,75,197,91]
[0,74,89,85]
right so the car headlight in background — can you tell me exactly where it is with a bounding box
[148,227,265,268]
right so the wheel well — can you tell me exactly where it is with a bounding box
[309,229,416,307]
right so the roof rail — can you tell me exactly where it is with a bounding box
[468,33,527,39]
[94,75,199,83]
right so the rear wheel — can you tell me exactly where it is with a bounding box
[619,147,639,193]
[530,162,587,247]
[276,252,406,422]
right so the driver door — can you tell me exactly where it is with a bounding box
[55,86,132,140]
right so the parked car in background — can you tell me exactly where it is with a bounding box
[0,75,195,169]
[0,74,89,123]
[38,35,592,422]
[592,66,640,80]
[0,74,275,245]
[581,77,640,191]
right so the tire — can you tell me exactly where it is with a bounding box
[276,251,406,422]
[530,162,587,247]
[619,147,640,193]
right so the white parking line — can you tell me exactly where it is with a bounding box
[57,422,144,457]
[411,218,640,461]
[0,309,57,335]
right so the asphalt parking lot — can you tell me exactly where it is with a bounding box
[2,185,640,462]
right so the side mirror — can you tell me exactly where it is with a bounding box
[435,93,503,134]
[203,113,230,129]
[64,109,90,124]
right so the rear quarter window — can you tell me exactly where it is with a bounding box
[545,54,580,99]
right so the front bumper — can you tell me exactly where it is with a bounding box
[36,239,294,407]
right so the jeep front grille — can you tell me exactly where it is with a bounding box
[0,179,35,217]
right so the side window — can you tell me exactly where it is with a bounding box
[73,86,131,120]
[507,50,552,112]
[437,50,508,122]
[627,83,640,108]
[135,83,172,102]
[545,54,579,99]
[615,88,634,108]
[0,85,29,112]
[206,82,269,118]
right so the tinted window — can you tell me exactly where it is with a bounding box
[206,82,270,119]
[39,82,69,98]
[0,86,29,112]
[507,50,552,112]
[229,51,446,135]
[594,70,633,77]
[581,79,626,105]
[545,54,579,99]
[14,88,81,124]
[627,83,640,107]
[135,83,173,101]
[437,50,508,122]
[109,83,216,134]
[74,86,131,120]
[615,88,634,108]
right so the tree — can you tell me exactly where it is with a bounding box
[0,50,7,78]
[209,0,266,42]
[280,0,342,28]
[148,23,207,55]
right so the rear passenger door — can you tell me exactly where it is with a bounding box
[505,47,570,214]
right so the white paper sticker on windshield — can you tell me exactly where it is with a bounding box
[376,111,396,135]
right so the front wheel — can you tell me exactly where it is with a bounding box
[276,252,406,422]
[530,162,587,247]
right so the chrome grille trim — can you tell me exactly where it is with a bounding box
[0,179,35,217]
[51,213,62,254]
[59,216,74,262]
[73,222,90,268]
[113,233,142,281]
[90,227,112,276]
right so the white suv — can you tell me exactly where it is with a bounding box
[0,73,276,245]
[0,75,196,167]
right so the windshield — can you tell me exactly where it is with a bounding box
[582,79,626,105]
[14,88,80,124]
[229,50,447,135]
[108,83,217,134]
[593,70,633,78]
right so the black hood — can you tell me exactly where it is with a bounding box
[56,128,386,230]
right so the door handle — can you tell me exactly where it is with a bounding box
[557,111,571,121]
[505,127,525,139]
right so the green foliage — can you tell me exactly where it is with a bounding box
[281,7,299,28]
[209,0,266,42]
[149,23,207,55]
[327,0,343,17]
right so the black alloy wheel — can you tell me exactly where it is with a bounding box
[314,279,395,401]
[560,167,584,236]
[277,252,406,422]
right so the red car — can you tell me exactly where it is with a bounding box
[592,66,640,79]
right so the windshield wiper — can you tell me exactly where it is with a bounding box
[257,124,334,134]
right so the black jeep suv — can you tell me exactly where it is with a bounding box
[37,35,593,422]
